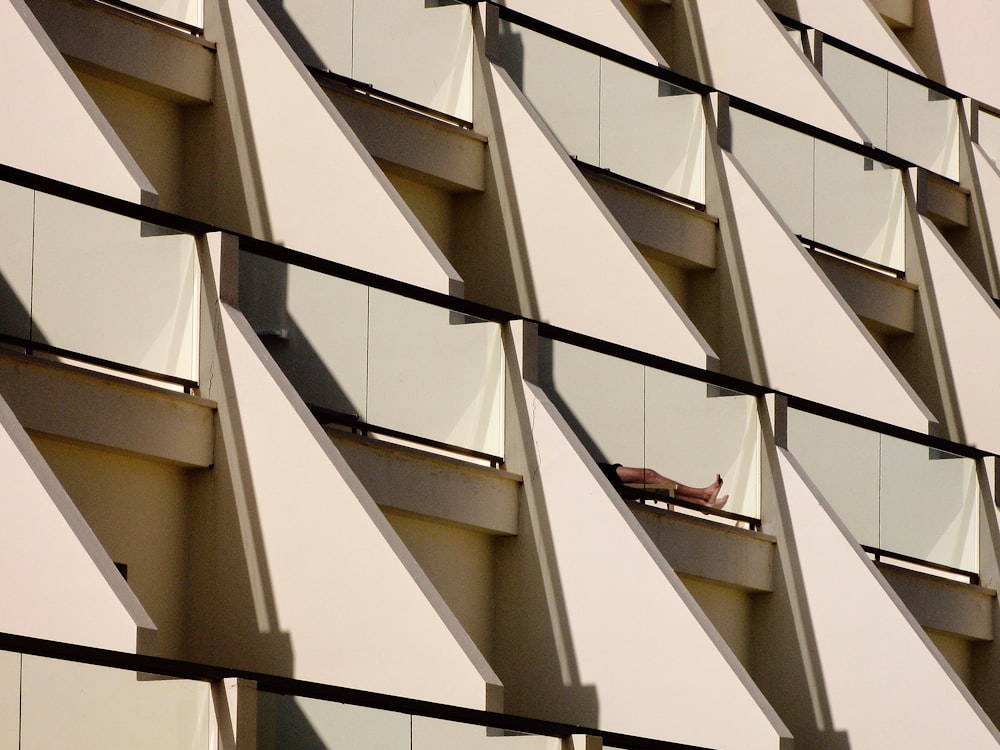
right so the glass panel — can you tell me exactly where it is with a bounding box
[496,23,601,165]
[0,651,18,750]
[257,0,353,72]
[879,438,978,571]
[354,0,473,121]
[0,181,34,341]
[31,193,199,381]
[977,108,1000,168]
[539,338,644,470]
[257,692,410,750]
[786,410,880,548]
[813,140,905,270]
[821,45,889,150]
[887,74,960,180]
[18,654,211,750]
[412,715,561,750]
[367,290,504,457]
[728,109,814,239]
[127,0,202,27]
[599,61,705,202]
[644,369,760,518]
[240,254,369,420]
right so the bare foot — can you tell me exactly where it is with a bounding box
[677,474,728,510]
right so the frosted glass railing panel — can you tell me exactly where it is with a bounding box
[354,0,473,121]
[644,370,761,519]
[367,290,504,457]
[239,254,369,419]
[0,181,34,341]
[257,693,411,750]
[496,23,601,164]
[786,410,880,547]
[18,654,211,750]
[259,0,471,120]
[822,44,959,180]
[887,74,960,180]
[880,438,978,571]
[30,193,199,381]
[813,140,905,270]
[540,338,644,469]
[977,107,1000,167]
[126,0,202,27]
[728,109,814,238]
[412,715,561,750]
[257,0,353,72]
[600,61,706,202]
[822,45,889,149]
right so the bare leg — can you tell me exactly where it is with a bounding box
[615,466,728,509]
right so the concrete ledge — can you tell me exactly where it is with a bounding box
[586,170,719,270]
[630,502,775,592]
[814,252,919,334]
[919,170,970,229]
[878,563,996,641]
[328,430,521,535]
[25,0,216,104]
[321,79,487,193]
[0,351,215,467]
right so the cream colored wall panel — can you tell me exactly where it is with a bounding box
[771,449,1000,748]
[0,0,155,204]
[20,655,211,750]
[202,0,460,294]
[484,64,715,367]
[912,215,1000,455]
[716,150,933,431]
[501,0,665,65]
[0,651,19,750]
[195,292,500,708]
[0,393,153,652]
[767,0,918,70]
[897,0,1000,111]
[497,368,790,748]
[678,0,863,141]
[0,181,34,341]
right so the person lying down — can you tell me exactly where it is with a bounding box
[597,462,728,510]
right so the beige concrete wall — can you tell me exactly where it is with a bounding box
[0,393,153,652]
[759,447,1000,748]
[712,127,935,431]
[191,0,460,294]
[462,58,715,368]
[495,324,789,749]
[30,436,195,659]
[0,0,155,204]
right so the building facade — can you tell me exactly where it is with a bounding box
[4,0,1000,748]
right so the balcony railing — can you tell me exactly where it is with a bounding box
[238,245,506,464]
[727,105,907,274]
[98,0,203,34]
[975,104,1000,169]
[787,406,982,580]
[0,175,200,389]
[492,7,708,207]
[818,37,961,181]
[259,0,474,122]
[538,327,764,525]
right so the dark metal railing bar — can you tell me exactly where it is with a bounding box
[863,545,980,585]
[89,0,204,35]
[622,490,761,531]
[574,161,707,212]
[799,236,905,279]
[0,334,198,392]
[0,631,716,750]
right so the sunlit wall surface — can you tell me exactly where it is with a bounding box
[125,0,202,29]
[495,22,706,204]
[821,44,960,181]
[728,109,906,273]
[239,252,504,458]
[787,409,979,574]
[258,691,561,750]
[540,338,761,519]
[0,181,200,383]
[1,650,211,749]
[257,0,473,121]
